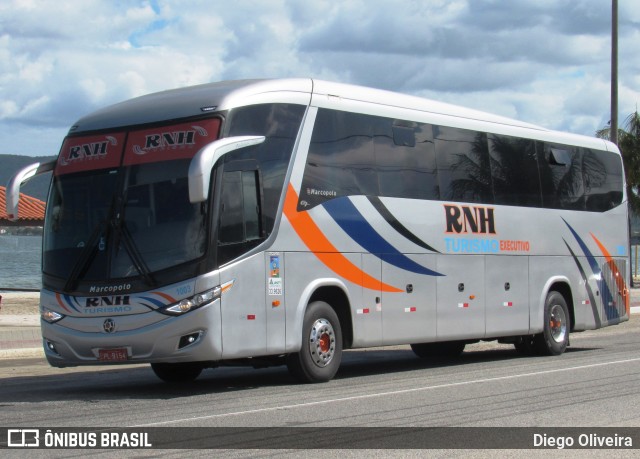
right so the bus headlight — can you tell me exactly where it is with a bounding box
[160,287,221,316]
[41,307,64,324]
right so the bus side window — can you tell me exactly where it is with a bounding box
[583,149,623,212]
[217,166,264,266]
[488,134,541,207]
[218,171,244,245]
[434,125,493,204]
[538,142,585,210]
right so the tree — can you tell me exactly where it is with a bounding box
[596,111,640,213]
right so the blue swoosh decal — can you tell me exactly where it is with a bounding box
[367,196,440,253]
[137,296,167,308]
[63,293,81,312]
[323,197,444,277]
[563,219,617,320]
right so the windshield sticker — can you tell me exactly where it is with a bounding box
[123,118,221,166]
[55,133,125,176]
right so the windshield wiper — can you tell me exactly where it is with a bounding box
[63,221,106,293]
[116,220,156,287]
[109,191,156,287]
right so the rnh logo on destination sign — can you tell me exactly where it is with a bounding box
[85,295,131,307]
[444,204,496,234]
[133,125,208,155]
[60,136,118,165]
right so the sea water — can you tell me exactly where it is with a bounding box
[0,235,42,290]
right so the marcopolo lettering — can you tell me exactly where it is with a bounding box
[86,296,131,307]
[444,204,496,234]
[89,284,132,293]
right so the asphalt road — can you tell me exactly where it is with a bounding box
[1,317,640,457]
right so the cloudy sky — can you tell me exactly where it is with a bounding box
[1,0,639,157]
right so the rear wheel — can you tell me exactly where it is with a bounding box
[411,341,466,359]
[534,291,570,356]
[287,301,343,383]
[151,362,203,383]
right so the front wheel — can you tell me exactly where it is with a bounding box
[534,291,570,356]
[287,301,343,383]
[151,362,203,383]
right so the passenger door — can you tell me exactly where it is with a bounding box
[217,161,268,358]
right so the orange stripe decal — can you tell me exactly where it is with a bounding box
[55,292,72,313]
[591,233,629,316]
[284,184,402,293]
[151,291,177,304]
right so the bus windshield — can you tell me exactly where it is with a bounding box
[43,158,207,284]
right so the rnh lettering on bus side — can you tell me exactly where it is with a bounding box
[444,204,496,234]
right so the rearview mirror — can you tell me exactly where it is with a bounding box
[188,136,265,203]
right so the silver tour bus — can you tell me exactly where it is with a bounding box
[6,79,629,383]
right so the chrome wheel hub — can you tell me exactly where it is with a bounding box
[309,318,335,368]
[549,304,567,343]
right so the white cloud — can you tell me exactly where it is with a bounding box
[0,0,638,156]
[0,100,19,119]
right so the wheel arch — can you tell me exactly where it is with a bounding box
[292,279,353,351]
[537,277,575,332]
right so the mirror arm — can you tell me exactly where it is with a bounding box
[188,136,265,203]
[5,160,56,220]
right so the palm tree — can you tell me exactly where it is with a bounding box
[597,111,640,213]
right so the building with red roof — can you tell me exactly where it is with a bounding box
[0,186,45,227]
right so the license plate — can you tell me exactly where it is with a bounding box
[98,348,128,362]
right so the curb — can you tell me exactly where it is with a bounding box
[0,326,43,360]
[0,347,44,359]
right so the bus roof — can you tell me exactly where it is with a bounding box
[69,79,313,134]
[68,78,617,153]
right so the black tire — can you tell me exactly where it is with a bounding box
[411,341,466,359]
[287,301,343,383]
[534,291,570,356]
[151,362,203,383]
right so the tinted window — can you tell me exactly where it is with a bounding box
[300,109,439,209]
[299,109,623,213]
[112,160,207,278]
[375,121,439,201]
[217,169,262,265]
[301,110,378,209]
[434,126,493,203]
[583,149,623,211]
[43,170,118,280]
[538,142,585,210]
[488,134,541,206]
[226,103,306,235]
[218,170,261,243]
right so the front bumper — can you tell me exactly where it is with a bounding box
[42,303,222,367]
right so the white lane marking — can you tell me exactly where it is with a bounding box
[131,357,640,427]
